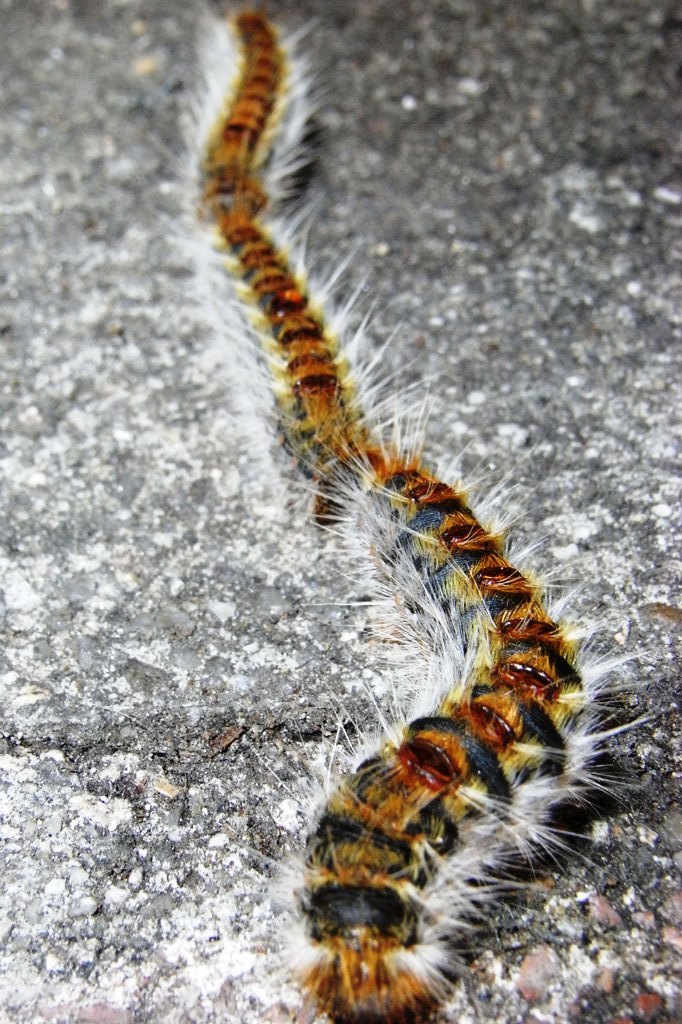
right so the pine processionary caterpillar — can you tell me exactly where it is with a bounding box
[195,11,625,1024]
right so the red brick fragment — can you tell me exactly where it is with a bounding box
[597,968,615,994]
[633,991,663,1022]
[517,946,560,1001]
[589,894,623,927]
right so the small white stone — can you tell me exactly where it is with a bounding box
[69,865,89,887]
[104,885,128,906]
[79,300,108,325]
[551,542,579,562]
[17,404,43,433]
[574,517,600,541]
[497,423,529,448]
[208,599,236,624]
[208,832,230,849]
[467,390,486,407]
[128,867,143,888]
[69,792,132,832]
[653,185,681,205]
[1,673,18,699]
[652,503,672,518]
[3,571,40,612]
[44,814,62,836]
[221,466,241,498]
[44,877,66,897]
[401,94,418,111]
[456,77,484,96]
[592,821,610,844]
[569,204,602,234]
[153,531,174,549]
[71,896,98,918]
[638,825,658,847]
[626,280,642,297]
[41,749,65,763]
[566,374,585,388]
[271,797,302,834]
[44,953,62,973]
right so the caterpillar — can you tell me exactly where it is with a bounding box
[195,11,622,1024]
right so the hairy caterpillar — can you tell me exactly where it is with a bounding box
[196,11,622,1024]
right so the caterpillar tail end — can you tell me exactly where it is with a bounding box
[298,932,447,1024]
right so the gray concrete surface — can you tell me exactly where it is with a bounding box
[1,0,680,1022]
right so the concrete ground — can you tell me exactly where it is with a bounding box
[1,1,680,1022]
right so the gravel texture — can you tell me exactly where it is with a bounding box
[1,1,680,1022]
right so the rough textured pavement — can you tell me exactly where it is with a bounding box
[1,1,680,1022]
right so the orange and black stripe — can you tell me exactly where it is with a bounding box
[203,12,282,212]
[201,15,369,478]
[212,207,368,476]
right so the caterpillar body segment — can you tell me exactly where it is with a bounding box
[210,206,374,480]
[200,13,374,482]
[196,11,612,1024]
[202,12,281,208]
